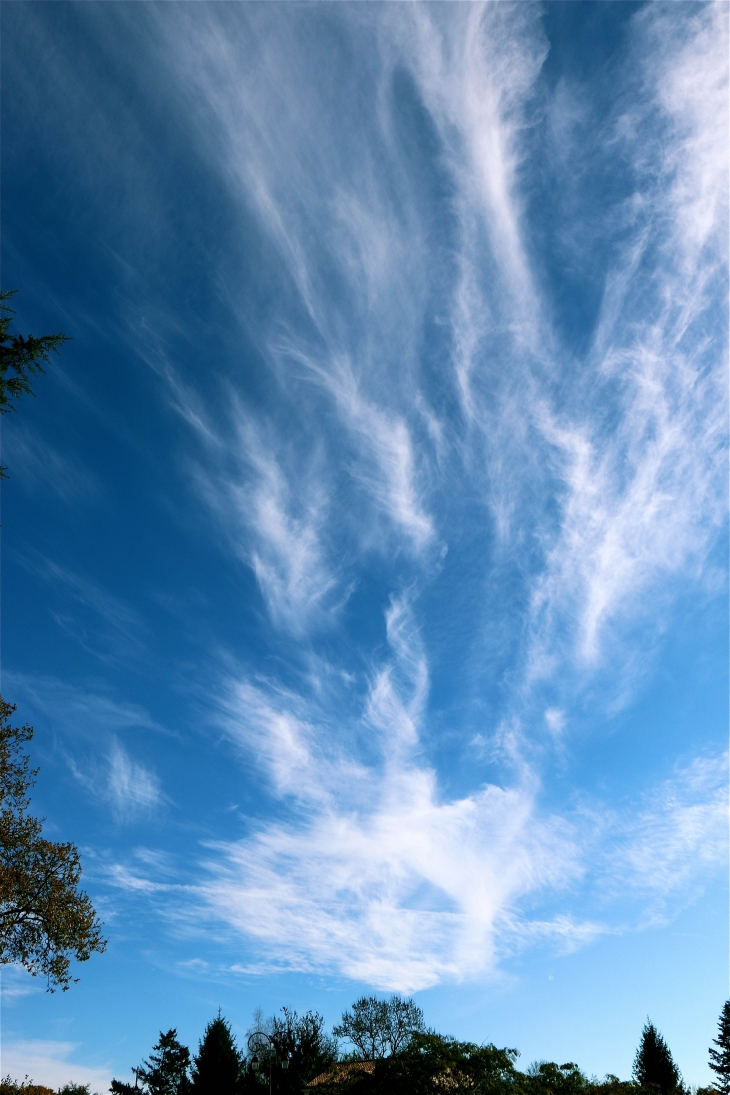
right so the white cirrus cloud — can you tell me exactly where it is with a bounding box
[198,696,727,989]
[119,2,729,988]
[403,3,547,323]
[193,597,726,989]
[149,4,442,566]
[288,348,435,556]
[20,555,148,662]
[105,740,163,820]
[606,751,728,906]
[68,739,163,823]
[200,597,583,992]
[3,422,102,504]
[175,387,340,636]
[230,424,339,635]
[526,1,727,677]
[3,671,163,740]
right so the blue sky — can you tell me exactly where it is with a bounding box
[1,2,727,1090]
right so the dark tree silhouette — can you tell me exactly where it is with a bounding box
[633,1021,682,1095]
[317,1033,520,1095]
[524,1061,592,1095]
[136,1030,191,1095]
[0,1080,55,1095]
[710,1001,730,1095]
[191,1015,242,1095]
[270,1007,338,1092]
[0,289,68,478]
[333,996,425,1060]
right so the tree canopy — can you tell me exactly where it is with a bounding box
[360,1034,521,1095]
[709,1001,730,1095]
[3,997,715,1095]
[0,697,106,990]
[0,1080,56,1095]
[333,996,425,1061]
[269,1008,338,1093]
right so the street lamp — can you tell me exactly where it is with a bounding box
[248,1032,289,1094]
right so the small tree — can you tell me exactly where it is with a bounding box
[0,698,106,990]
[190,1015,241,1095]
[333,996,425,1060]
[269,1007,338,1091]
[633,1021,683,1095]
[710,1001,730,1095]
[524,1062,592,1095]
[136,1031,191,1095]
[0,289,68,478]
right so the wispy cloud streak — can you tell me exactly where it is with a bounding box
[530,3,727,673]
[92,1,727,986]
[203,599,581,990]
[606,752,728,907]
[175,391,339,635]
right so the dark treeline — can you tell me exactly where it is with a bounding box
[2,997,727,1095]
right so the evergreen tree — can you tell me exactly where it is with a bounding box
[0,290,68,478]
[137,1030,191,1095]
[633,1021,683,1095]
[709,1001,730,1095]
[190,1015,242,1095]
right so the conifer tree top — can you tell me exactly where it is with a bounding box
[709,1001,730,1095]
[190,1015,242,1095]
[633,1021,682,1095]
